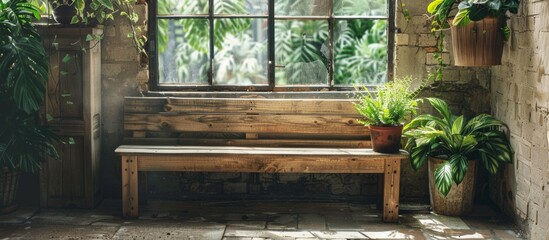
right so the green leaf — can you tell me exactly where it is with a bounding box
[449,154,469,185]
[458,1,472,10]
[46,114,54,122]
[426,98,452,125]
[75,0,86,12]
[68,137,76,145]
[427,0,444,14]
[487,0,502,10]
[468,4,489,21]
[96,0,114,11]
[70,15,79,24]
[434,161,453,196]
[62,54,72,63]
[85,34,94,41]
[451,115,464,134]
[453,9,471,26]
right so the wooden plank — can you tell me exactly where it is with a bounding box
[115,145,407,156]
[133,154,387,173]
[124,97,166,113]
[133,131,147,138]
[124,113,366,135]
[383,158,401,223]
[245,133,259,139]
[164,98,359,115]
[121,155,139,218]
[123,138,372,148]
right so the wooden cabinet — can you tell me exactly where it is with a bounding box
[38,26,102,208]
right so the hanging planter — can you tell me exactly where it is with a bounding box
[425,0,520,69]
[450,17,505,66]
[52,4,77,25]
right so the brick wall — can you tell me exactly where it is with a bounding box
[490,0,549,238]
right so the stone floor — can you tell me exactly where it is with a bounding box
[0,200,525,239]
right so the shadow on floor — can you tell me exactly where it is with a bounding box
[0,199,525,239]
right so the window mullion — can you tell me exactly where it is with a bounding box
[387,0,395,81]
[328,0,334,87]
[209,0,214,86]
[268,0,275,89]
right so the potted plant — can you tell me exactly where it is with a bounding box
[354,76,422,153]
[49,0,76,24]
[427,0,520,66]
[0,0,59,213]
[403,98,513,215]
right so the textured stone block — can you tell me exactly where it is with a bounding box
[395,33,409,46]
[515,195,528,218]
[417,34,437,47]
[531,148,549,171]
[425,52,450,65]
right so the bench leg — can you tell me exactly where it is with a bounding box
[121,155,139,218]
[383,159,401,222]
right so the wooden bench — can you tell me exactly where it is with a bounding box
[115,97,408,222]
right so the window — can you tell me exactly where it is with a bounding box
[149,0,394,91]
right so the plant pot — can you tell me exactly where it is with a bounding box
[428,157,476,216]
[0,169,19,215]
[53,5,77,25]
[368,125,403,153]
[450,17,505,66]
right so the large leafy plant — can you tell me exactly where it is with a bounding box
[403,98,513,196]
[354,76,421,126]
[0,0,59,173]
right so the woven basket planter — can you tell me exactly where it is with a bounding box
[450,17,505,66]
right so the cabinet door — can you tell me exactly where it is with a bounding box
[47,47,84,122]
[42,136,86,207]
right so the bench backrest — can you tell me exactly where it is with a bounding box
[124,97,371,148]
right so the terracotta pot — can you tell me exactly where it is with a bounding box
[368,125,403,153]
[0,169,19,215]
[450,17,505,66]
[428,157,476,216]
[53,5,77,25]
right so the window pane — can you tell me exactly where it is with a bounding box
[158,0,209,15]
[334,19,387,86]
[275,20,329,85]
[215,0,268,16]
[213,18,268,86]
[158,19,210,85]
[274,0,330,16]
[333,0,387,16]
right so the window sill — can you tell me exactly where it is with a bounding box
[144,90,371,99]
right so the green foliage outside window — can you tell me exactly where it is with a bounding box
[156,0,388,87]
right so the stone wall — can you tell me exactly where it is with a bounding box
[490,0,549,238]
[98,1,491,204]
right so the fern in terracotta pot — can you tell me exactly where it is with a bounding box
[403,98,513,215]
[354,77,422,153]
